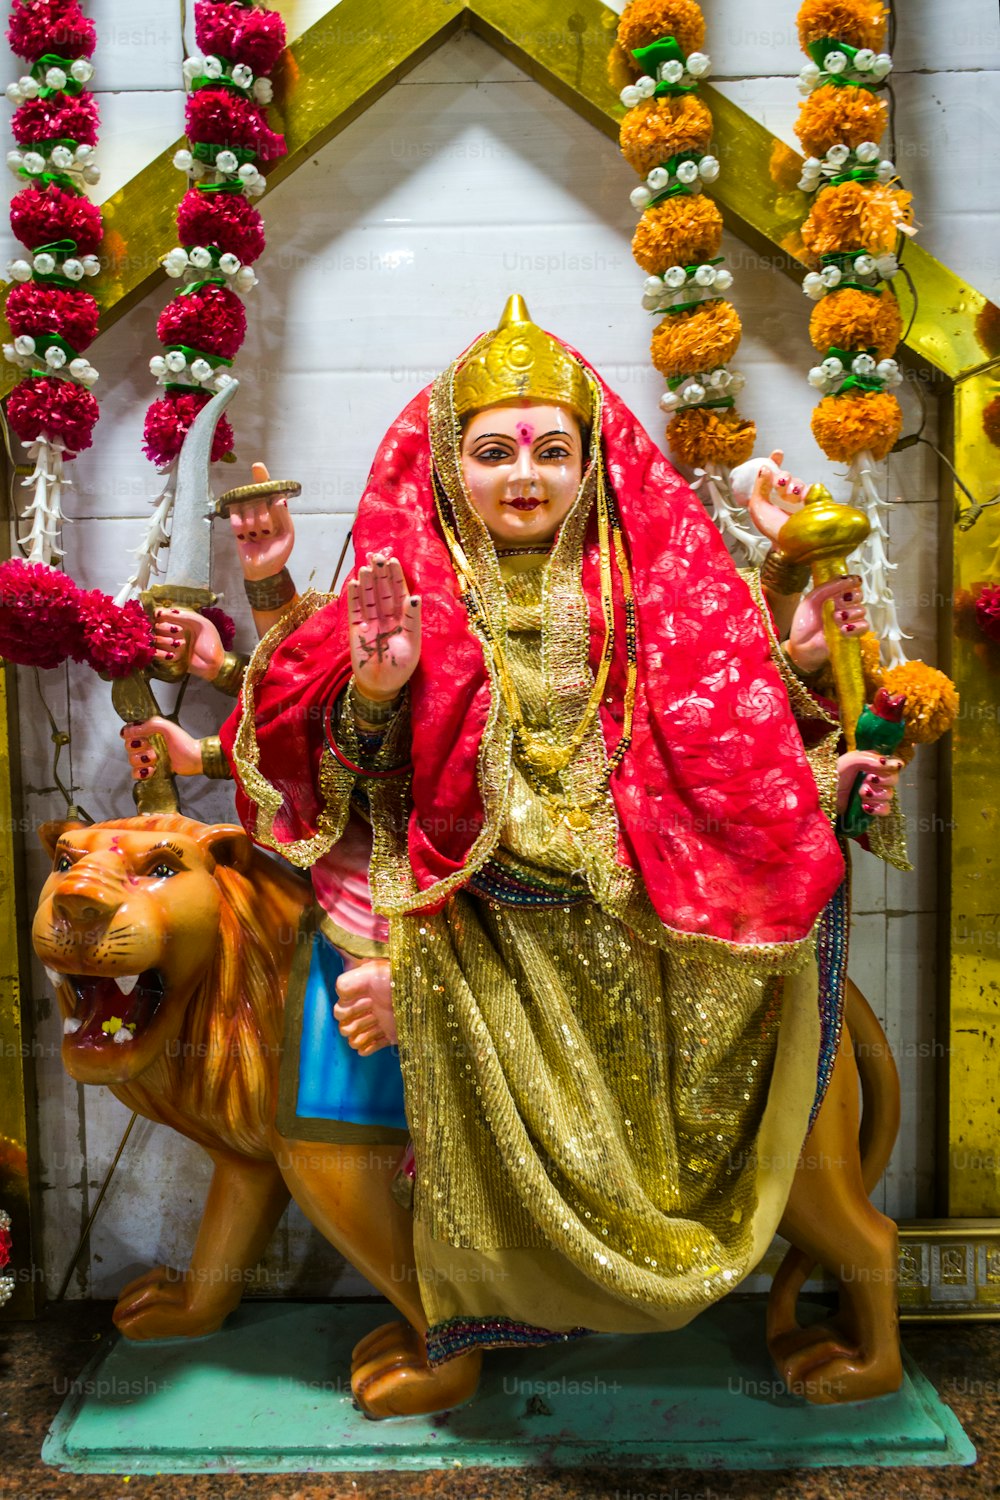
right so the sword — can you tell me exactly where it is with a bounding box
[111,381,240,813]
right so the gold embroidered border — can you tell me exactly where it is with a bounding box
[230,589,355,868]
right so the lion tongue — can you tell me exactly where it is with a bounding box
[71,972,162,1045]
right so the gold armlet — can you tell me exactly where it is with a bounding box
[244,569,296,611]
[200,736,233,780]
[760,550,811,596]
[213,650,249,697]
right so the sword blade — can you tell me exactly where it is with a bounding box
[164,380,240,591]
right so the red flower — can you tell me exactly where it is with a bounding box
[5,283,99,351]
[194,1,287,75]
[7,377,99,454]
[0,559,80,669]
[10,183,103,255]
[8,0,96,62]
[975,583,1000,645]
[176,187,266,264]
[201,604,236,649]
[143,392,235,468]
[157,284,247,360]
[13,93,100,149]
[76,592,155,677]
[186,88,285,162]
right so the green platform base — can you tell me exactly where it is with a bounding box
[42,1299,975,1474]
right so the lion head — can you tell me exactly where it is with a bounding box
[33,814,309,1156]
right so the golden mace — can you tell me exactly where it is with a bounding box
[776,484,871,750]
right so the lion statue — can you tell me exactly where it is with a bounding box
[34,813,903,1416]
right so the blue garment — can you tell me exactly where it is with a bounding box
[295,929,407,1130]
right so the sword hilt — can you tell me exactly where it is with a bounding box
[143,583,218,685]
[110,671,180,815]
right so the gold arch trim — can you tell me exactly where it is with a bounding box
[2,1,998,1320]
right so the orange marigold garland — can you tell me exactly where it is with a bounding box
[791,0,920,665]
[793,0,956,769]
[615,0,761,560]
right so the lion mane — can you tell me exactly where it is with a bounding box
[98,815,302,1159]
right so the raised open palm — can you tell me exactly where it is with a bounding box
[348,552,421,703]
[227,460,296,580]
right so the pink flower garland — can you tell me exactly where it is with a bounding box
[142,0,287,471]
[0,559,155,675]
[5,0,103,567]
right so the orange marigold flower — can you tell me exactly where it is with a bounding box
[617,0,706,59]
[632,195,723,274]
[797,0,888,53]
[667,407,757,468]
[809,287,902,359]
[802,180,912,258]
[811,389,901,461]
[651,300,743,378]
[881,660,959,747]
[795,84,889,158]
[620,95,714,179]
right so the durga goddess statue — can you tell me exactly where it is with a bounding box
[125,295,903,1415]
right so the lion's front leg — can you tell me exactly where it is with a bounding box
[113,1150,289,1340]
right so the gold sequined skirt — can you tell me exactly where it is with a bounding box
[391,891,820,1343]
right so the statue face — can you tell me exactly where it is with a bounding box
[460,403,584,547]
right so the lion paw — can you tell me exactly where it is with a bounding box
[112,1265,229,1342]
[351,1320,481,1418]
[771,1322,903,1404]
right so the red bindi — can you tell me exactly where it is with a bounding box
[515,422,534,447]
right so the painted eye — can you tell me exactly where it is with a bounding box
[151,862,177,879]
[55,854,72,873]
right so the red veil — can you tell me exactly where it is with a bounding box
[221,361,844,952]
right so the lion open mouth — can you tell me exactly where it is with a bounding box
[59,970,165,1048]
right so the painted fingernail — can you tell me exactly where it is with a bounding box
[130,740,141,748]
[880,757,887,765]
[237,533,246,540]
[846,624,856,632]
[170,626,179,635]
[777,476,788,487]
[140,769,149,779]
[249,531,257,539]
[166,652,175,660]
[140,755,150,764]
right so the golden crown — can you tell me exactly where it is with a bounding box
[453,293,593,424]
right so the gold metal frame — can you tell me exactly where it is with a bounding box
[1,0,997,1315]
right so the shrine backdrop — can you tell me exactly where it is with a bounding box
[1,0,998,1308]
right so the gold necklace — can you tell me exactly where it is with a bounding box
[435,465,637,815]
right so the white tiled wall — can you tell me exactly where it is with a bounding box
[8,1,997,1300]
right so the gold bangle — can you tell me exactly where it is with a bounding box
[216,479,302,517]
[200,735,233,780]
[213,649,249,698]
[760,550,811,596]
[349,679,402,726]
[782,642,824,685]
[244,569,296,611]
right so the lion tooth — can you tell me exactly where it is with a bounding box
[45,966,63,988]
[63,1017,81,1036]
[114,975,140,996]
[113,1028,134,1045]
